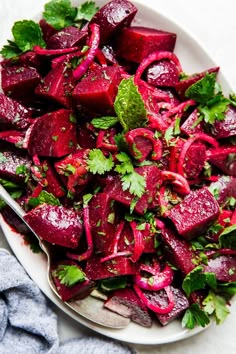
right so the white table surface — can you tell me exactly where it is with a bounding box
[1,0,236,353]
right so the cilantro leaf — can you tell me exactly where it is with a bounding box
[99,276,127,292]
[115,152,134,174]
[219,224,236,249]
[203,290,230,324]
[91,116,119,130]
[53,264,86,287]
[75,1,99,22]
[43,0,77,30]
[28,190,61,207]
[114,77,147,131]
[87,148,114,175]
[198,95,229,124]
[0,40,22,59]
[182,266,217,297]
[182,303,210,329]
[185,73,217,104]
[12,20,46,52]
[121,171,146,198]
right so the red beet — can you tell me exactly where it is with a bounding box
[204,256,236,282]
[42,160,66,198]
[85,254,137,280]
[27,109,77,157]
[104,165,162,215]
[47,26,87,49]
[168,188,220,240]
[208,147,236,176]
[90,0,137,44]
[24,204,83,248]
[208,176,236,206]
[209,105,236,139]
[1,66,41,101]
[0,150,31,184]
[51,260,95,301]
[39,19,58,42]
[146,59,179,87]
[73,65,121,114]
[143,286,189,326]
[35,57,76,108]
[175,67,219,99]
[116,27,176,63]
[180,109,204,136]
[0,93,31,131]
[161,227,196,274]
[104,288,152,327]
[184,142,206,179]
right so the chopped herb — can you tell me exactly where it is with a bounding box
[99,276,127,292]
[87,148,114,175]
[114,77,147,131]
[203,290,230,324]
[64,164,76,175]
[182,303,210,329]
[69,114,77,123]
[182,266,217,297]
[91,116,119,130]
[75,1,99,22]
[52,135,59,141]
[219,224,236,250]
[28,190,61,207]
[121,171,146,198]
[107,212,115,224]
[0,40,22,59]
[115,152,134,174]
[53,264,86,287]
[185,73,217,104]
[43,0,77,30]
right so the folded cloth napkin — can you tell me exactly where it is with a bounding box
[0,248,135,354]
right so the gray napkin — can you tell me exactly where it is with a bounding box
[0,248,135,354]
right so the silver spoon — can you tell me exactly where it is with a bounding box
[0,184,130,329]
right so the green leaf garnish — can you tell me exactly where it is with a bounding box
[87,148,114,175]
[203,291,230,324]
[182,303,210,329]
[91,116,119,130]
[219,224,236,250]
[185,73,217,104]
[43,0,77,30]
[12,20,46,52]
[114,77,147,131]
[75,1,99,22]
[182,266,217,297]
[28,190,61,207]
[53,264,86,287]
[0,40,22,59]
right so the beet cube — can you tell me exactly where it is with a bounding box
[104,288,152,327]
[209,105,236,139]
[146,59,179,87]
[89,192,119,254]
[1,66,41,101]
[47,26,87,49]
[39,19,58,42]
[208,147,236,176]
[85,255,137,280]
[168,188,220,240]
[0,150,31,184]
[143,286,189,326]
[42,160,66,198]
[180,109,204,136]
[24,204,83,249]
[90,0,137,44]
[51,260,95,301]
[104,165,162,215]
[27,109,77,157]
[204,256,236,282]
[116,27,176,63]
[0,93,31,131]
[35,57,76,108]
[161,227,196,274]
[184,142,206,179]
[73,65,121,114]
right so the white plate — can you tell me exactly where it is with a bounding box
[0,0,232,345]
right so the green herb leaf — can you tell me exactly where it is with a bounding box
[91,116,119,130]
[0,40,22,59]
[87,148,114,175]
[198,95,229,125]
[182,303,210,329]
[185,73,217,104]
[115,152,134,174]
[12,20,46,52]
[219,224,236,249]
[114,77,147,131]
[43,0,77,30]
[182,266,217,297]
[53,264,86,287]
[203,291,230,324]
[99,276,127,292]
[83,193,93,206]
[28,190,61,207]
[75,1,99,22]
[121,171,146,198]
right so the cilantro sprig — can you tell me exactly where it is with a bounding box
[87,148,114,175]
[182,303,210,329]
[28,190,61,207]
[182,266,217,297]
[203,291,230,324]
[185,72,230,125]
[53,264,86,287]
